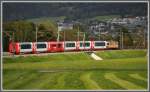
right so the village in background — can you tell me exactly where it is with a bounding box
[3,15,147,51]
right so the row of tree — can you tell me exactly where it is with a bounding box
[3,20,55,51]
[3,20,86,51]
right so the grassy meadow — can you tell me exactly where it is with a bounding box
[2,50,148,90]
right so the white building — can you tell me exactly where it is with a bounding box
[58,22,73,31]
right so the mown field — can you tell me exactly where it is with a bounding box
[3,50,148,90]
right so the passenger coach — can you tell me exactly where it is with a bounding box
[9,40,118,54]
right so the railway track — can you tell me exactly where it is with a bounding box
[2,51,95,58]
[3,49,143,58]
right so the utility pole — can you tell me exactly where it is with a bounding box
[12,32,15,54]
[77,26,79,41]
[57,23,61,42]
[120,29,122,49]
[83,33,85,50]
[57,30,60,42]
[64,31,65,42]
[143,31,145,49]
[64,31,65,51]
[122,32,123,49]
[35,24,38,43]
[57,23,60,49]
[99,29,100,40]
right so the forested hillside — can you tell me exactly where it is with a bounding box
[3,3,147,21]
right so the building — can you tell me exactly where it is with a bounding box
[88,21,108,35]
[57,22,73,31]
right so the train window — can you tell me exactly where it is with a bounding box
[52,44,56,47]
[107,43,109,45]
[37,44,46,48]
[85,43,90,47]
[20,44,31,49]
[80,42,90,47]
[58,44,62,48]
[56,44,62,48]
[95,42,105,46]
[51,43,62,48]
[66,43,75,47]
[80,43,83,47]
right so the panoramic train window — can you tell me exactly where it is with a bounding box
[51,43,62,48]
[37,44,46,48]
[58,44,62,48]
[66,43,75,47]
[52,44,56,47]
[95,42,105,46]
[80,42,90,47]
[56,44,62,48]
[20,44,31,49]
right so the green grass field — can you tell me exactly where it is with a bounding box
[3,50,148,90]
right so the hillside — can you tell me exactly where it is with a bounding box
[3,3,147,22]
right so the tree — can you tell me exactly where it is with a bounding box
[36,20,57,41]
[3,20,35,42]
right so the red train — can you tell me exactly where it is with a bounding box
[9,41,118,54]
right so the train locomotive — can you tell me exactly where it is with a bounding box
[9,40,118,54]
